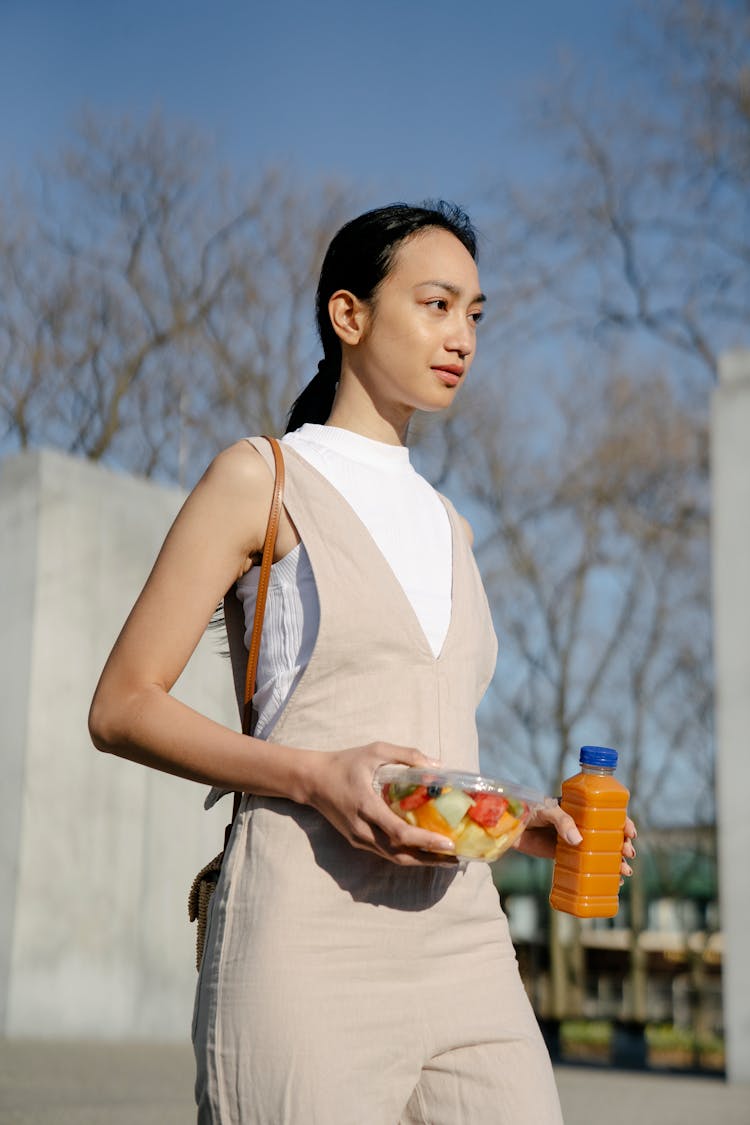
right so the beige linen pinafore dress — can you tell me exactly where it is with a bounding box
[192,440,563,1125]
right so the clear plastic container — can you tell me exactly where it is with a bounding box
[374,765,544,862]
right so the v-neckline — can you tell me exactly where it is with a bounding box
[280,442,459,664]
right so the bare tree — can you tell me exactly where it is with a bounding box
[480,0,749,388]
[448,375,706,788]
[0,113,353,484]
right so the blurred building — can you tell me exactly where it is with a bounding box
[495,827,721,1041]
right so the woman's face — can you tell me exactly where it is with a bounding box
[343,227,485,417]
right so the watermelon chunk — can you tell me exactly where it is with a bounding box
[467,793,508,828]
[399,786,429,811]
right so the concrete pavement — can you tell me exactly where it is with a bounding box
[554,1063,748,1124]
[1,1039,748,1124]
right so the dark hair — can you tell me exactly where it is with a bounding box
[285,201,477,433]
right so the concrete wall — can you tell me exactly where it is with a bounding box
[0,449,235,1040]
[712,350,750,1084]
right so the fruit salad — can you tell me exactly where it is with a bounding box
[374,766,543,862]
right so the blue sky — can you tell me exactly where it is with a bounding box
[2,0,638,204]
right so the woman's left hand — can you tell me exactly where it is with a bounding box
[514,798,637,879]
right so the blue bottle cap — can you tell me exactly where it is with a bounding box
[579,745,618,768]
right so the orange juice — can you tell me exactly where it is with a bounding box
[549,746,629,918]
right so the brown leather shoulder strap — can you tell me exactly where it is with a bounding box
[225,435,285,848]
[242,434,285,733]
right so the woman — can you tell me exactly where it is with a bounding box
[89,202,635,1124]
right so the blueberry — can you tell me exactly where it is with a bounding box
[426,785,442,798]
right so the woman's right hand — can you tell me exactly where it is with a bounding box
[304,743,459,866]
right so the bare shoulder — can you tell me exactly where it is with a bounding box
[198,438,274,521]
[155,439,277,572]
[202,439,274,495]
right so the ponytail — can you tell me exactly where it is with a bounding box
[285,357,339,433]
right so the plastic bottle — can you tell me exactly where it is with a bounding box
[549,745,629,918]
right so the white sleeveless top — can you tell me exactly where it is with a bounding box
[235,424,453,740]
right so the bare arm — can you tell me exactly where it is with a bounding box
[88,441,455,865]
